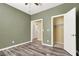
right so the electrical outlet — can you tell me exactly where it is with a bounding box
[12,40,15,44]
[47,40,49,43]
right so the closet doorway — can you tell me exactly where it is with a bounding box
[53,16,64,49]
[51,8,76,56]
[31,19,43,43]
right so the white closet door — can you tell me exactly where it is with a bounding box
[64,8,76,56]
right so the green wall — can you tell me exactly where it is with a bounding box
[0,3,31,49]
[0,3,79,52]
[31,3,79,45]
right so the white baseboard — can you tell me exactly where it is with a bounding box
[0,41,31,51]
[54,42,64,49]
[55,42,64,45]
[0,40,53,51]
[42,43,53,47]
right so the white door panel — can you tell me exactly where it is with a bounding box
[64,8,76,56]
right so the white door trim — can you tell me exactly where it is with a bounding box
[31,19,43,44]
[51,14,65,47]
[0,41,31,51]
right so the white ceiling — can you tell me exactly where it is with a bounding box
[7,3,62,15]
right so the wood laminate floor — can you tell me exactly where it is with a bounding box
[0,39,71,56]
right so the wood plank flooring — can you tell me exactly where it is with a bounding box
[0,40,71,56]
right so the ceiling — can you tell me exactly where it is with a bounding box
[7,3,62,15]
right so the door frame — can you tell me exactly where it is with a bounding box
[51,14,65,47]
[31,19,43,44]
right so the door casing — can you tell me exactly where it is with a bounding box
[31,19,43,44]
[51,8,76,56]
[51,14,64,47]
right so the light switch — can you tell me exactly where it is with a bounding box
[47,29,50,32]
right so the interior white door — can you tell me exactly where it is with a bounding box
[64,8,76,56]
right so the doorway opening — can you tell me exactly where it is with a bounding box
[53,16,64,49]
[51,15,64,49]
[31,19,43,44]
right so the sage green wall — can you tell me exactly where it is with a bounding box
[0,3,31,49]
[0,3,79,50]
[31,3,79,45]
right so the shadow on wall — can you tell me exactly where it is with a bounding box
[76,10,79,56]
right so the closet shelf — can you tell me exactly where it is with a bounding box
[54,24,64,27]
